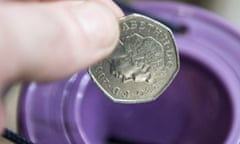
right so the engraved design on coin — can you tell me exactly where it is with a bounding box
[89,14,180,103]
[108,34,164,83]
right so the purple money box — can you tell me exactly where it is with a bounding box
[18,2,240,144]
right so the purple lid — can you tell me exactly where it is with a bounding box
[18,2,240,144]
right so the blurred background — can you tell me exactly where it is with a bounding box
[128,0,240,28]
[1,0,240,143]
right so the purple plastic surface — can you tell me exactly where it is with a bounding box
[18,2,240,144]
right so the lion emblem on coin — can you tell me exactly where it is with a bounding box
[108,33,164,83]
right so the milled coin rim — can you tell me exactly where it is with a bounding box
[88,13,180,104]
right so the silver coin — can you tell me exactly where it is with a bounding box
[88,14,180,103]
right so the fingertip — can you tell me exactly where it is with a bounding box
[71,1,120,62]
[0,1,121,82]
[94,0,124,18]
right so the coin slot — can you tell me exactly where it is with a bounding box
[81,55,232,144]
[176,25,188,34]
[106,136,140,144]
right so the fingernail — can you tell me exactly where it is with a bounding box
[71,1,119,57]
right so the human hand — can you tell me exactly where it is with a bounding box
[0,0,123,133]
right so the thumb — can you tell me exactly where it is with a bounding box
[0,1,120,83]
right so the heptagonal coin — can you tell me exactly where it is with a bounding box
[89,14,180,103]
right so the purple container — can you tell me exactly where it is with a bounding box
[18,2,240,144]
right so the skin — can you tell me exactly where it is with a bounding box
[0,0,124,133]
